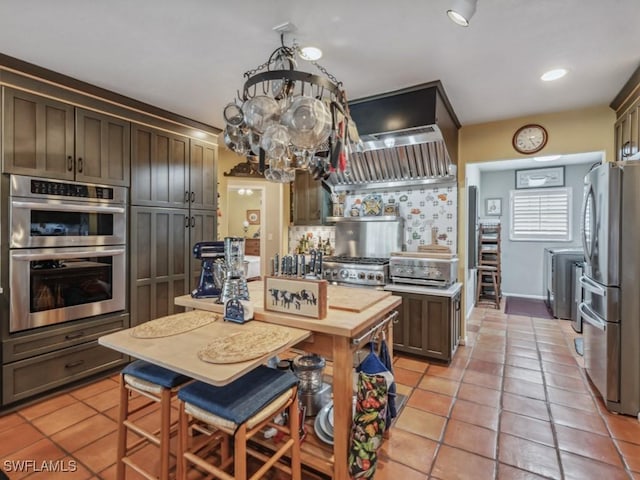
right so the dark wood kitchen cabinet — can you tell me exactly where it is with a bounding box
[392,289,461,362]
[129,206,216,327]
[615,97,640,161]
[130,123,217,326]
[292,170,329,225]
[131,124,216,210]
[1,312,129,405]
[2,87,130,186]
[2,87,74,178]
[74,107,130,186]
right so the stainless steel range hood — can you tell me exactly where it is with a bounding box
[326,81,460,191]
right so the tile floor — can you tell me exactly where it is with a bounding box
[1,303,640,479]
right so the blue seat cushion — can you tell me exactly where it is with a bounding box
[178,366,298,425]
[122,360,191,389]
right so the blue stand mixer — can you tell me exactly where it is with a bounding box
[191,241,225,298]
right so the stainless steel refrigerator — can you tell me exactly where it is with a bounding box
[579,161,640,417]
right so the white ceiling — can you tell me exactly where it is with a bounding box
[0,0,638,131]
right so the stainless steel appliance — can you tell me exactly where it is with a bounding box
[10,175,127,248]
[389,255,458,287]
[9,175,127,332]
[543,247,584,319]
[191,241,225,299]
[572,261,584,333]
[327,83,459,191]
[322,257,389,288]
[579,161,640,416]
[219,236,249,304]
[322,217,403,288]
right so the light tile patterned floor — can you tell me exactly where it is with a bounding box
[1,303,640,479]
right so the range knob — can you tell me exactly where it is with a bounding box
[331,270,338,278]
[367,273,375,280]
[375,273,384,281]
[358,272,366,280]
[324,270,332,278]
[339,269,349,280]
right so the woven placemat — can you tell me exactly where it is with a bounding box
[198,325,292,364]
[131,310,219,338]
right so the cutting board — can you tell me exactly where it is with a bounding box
[327,286,392,312]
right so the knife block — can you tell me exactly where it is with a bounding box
[264,276,328,319]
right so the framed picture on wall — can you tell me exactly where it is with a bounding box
[246,209,260,225]
[485,198,502,216]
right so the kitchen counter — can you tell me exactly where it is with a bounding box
[176,280,401,478]
[385,281,462,297]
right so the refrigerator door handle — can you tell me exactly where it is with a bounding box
[579,302,606,331]
[579,275,607,297]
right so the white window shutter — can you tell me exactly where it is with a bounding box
[509,187,572,241]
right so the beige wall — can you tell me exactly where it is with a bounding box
[456,104,616,339]
[217,144,290,274]
[459,105,615,165]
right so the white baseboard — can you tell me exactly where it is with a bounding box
[502,293,545,300]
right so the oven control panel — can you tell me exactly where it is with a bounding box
[30,179,114,199]
[322,262,387,287]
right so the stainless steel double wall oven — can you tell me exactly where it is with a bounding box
[9,175,127,332]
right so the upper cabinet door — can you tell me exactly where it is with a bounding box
[131,123,189,207]
[2,87,74,179]
[189,139,216,211]
[75,108,130,186]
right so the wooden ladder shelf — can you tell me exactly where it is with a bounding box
[476,223,502,309]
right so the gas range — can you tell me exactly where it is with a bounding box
[322,256,389,288]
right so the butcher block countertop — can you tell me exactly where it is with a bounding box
[99,315,310,386]
[175,281,401,338]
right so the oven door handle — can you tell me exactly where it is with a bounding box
[11,201,125,214]
[11,247,125,261]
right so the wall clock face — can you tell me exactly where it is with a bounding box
[513,124,548,154]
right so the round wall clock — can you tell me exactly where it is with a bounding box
[512,124,548,154]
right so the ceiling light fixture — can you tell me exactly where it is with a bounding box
[221,23,359,183]
[541,68,567,82]
[534,154,562,162]
[447,0,477,27]
[299,46,322,61]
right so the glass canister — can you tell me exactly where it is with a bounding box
[293,354,326,393]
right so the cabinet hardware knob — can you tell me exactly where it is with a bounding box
[191,191,195,203]
[65,331,85,340]
[185,216,190,228]
[65,360,85,369]
[77,157,83,172]
[185,191,190,203]
[67,156,73,171]
[191,216,195,227]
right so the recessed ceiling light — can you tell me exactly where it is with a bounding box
[447,0,477,27]
[299,46,322,61]
[541,68,567,82]
[534,154,562,162]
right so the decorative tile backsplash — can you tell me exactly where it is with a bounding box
[288,185,457,254]
[343,185,458,252]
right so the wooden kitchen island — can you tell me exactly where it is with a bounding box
[174,281,402,479]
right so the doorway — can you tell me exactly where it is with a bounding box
[464,151,603,315]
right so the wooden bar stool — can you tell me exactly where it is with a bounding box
[177,365,301,480]
[117,360,191,480]
[476,265,500,309]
